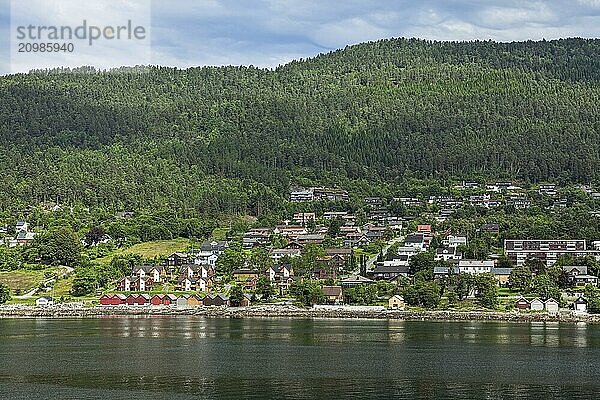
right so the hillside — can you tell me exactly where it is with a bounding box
[1,37,599,216]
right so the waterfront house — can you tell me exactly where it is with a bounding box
[573,296,588,313]
[530,298,544,311]
[203,294,229,307]
[36,296,54,307]
[150,294,165,306]
[176,295,190,308]
[388,295,405,310]
[515,297,531,310]
[100,294,113,306]
[132,294,150,306]
[187,294,203,306]
[544,298,559,314]
[322,286,343,305]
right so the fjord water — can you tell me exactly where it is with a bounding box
[1,317,599,399]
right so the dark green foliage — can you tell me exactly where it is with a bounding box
[255,276,276,301]
[228,284,245,306]
[1,38,600,216]
[0,282,10,304]
[290,280,324,306]
[402,281,441,309]
[31,226,83,267]
[509,266,534,294]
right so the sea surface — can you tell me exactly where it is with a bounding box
[1,317,599,399]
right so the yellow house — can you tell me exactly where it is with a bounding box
[388,295,405,310]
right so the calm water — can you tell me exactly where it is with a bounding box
[1,317,600,399]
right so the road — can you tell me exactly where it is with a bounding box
[352,235,405,275]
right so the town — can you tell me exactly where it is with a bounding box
[2,181,600,316]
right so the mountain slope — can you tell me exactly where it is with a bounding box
[1,37,599,214]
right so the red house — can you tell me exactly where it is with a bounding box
[150,294,165,306]
[134,294,150,305]
[126,294,137,305]
[100,294,113,306]
[110,294,127,305]
[163,294,177,305]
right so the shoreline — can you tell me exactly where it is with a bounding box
[1,305,598,324]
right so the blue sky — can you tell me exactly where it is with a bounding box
[2,0,600,74]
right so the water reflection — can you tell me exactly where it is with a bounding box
[3,318,600,399]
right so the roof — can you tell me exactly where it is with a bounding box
[373,265,410,274]
[322,286,342,296]
[459,260,495,268]
[405,234,424,244]
[340,275,373,284]
[491,267,513,275]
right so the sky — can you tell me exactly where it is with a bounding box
[2,0,600,74]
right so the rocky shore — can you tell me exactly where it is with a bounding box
[1,304,599,323]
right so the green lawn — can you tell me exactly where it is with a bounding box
[0,270,45,295]
[95,238,192,264]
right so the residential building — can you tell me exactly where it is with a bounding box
[290,188,314,202]
[35,296,54,307]
[372,265,410,281]
[322,286,343,304]
[293,212,316,226]
[270,248,302,260]
[200,241,228,255]
[388,295,405,310]
[435,247,463,261]
[504,239,600,267]
[340,275,373,288]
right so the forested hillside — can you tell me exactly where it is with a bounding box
[1,37,600,216]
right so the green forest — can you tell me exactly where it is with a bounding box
[1,37,600,219]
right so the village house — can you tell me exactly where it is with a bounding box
[480,223,500,235]
[166,252,189,268]
[201,240,228,256]
[388,295,405,310]
[404,234,426,250]
[325,248,354,272]
[16,231,36,246]
[372,265,410,281]
[243,231,270,249]
[515,297,531,310]
[434,247,463,261]
[132,265,167,283]
[322,286,343,304]
[340,275,373,288]
[530,298,544,311]
[202,294,229,307]
[193,251,219,266]
[35,296,54,307]
[296,234,325,245]
[492,267,512,286]
[265,264,294,282]
[562,266,598,287]
[292,212,316,226]
[573,296,588,313]
[269,248,302,260]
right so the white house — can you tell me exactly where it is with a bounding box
[544,299,559,315]
[573,296,588,314]
[36,296,54,307]
[530,298,544,311]
[457,260,494,274]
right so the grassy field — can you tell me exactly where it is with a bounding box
[95,238,193,264]
[0,270,45,295]
[53,275,74,298]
